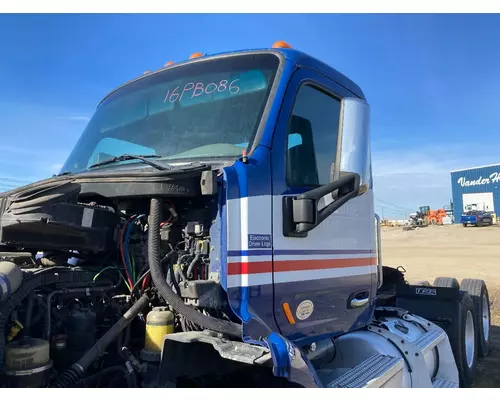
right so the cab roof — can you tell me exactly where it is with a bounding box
[261,47,365,100]
[99,46,365,105]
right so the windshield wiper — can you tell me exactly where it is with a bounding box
[88,154,171,171]
[54,171,72,177]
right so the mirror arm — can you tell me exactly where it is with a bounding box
[295,173,359,202]
[283,173,360,237]
[295,173,360,233]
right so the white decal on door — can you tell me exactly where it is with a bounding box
[296,300,314,320]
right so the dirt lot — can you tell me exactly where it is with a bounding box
[381,224,500,388]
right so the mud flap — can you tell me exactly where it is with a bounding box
[264,332,322,388]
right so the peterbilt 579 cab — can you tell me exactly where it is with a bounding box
[0,41,492,388]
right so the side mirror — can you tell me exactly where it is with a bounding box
[337,98,372,194]
[282,98,371,237]
[283,172,360,237]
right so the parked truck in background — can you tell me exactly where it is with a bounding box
[461,210,493,227]
[0,42,492,389]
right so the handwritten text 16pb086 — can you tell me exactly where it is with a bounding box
[164,79,241,104]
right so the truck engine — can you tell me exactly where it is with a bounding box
[0,169,245,388]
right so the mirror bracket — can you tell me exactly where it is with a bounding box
[283,196,309,238]
[283,173,360,237]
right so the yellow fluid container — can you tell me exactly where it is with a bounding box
[144,307,174,354]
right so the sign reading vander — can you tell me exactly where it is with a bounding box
[457,171,500,187]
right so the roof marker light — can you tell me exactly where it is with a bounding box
[164,61,174,67]
[272,40,292,49]
[189,52,204,59]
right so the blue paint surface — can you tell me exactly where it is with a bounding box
[220,51,375,346]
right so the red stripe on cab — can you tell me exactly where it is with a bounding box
[227,257,376,275]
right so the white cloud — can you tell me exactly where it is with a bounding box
[371,144,499,218]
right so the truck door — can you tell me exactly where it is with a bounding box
[270,68,376,341]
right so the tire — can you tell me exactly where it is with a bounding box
[447,290,478,387]
[463,223,467,227]
[460,279,491,357]
[433,277,460,289]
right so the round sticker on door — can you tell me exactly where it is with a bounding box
[296,300,314,320]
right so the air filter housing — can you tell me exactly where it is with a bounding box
[0,180,119,253]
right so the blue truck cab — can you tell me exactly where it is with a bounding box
[52,42,378,386]
[60,42,376,346]
[3,42,484,389]
[208,45,376,344]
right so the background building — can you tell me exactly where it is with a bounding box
[450,163,500,223]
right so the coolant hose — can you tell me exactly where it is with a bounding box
[51,293,150,388]
[148,197,242,339]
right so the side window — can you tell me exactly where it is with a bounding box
[286,85,341,187]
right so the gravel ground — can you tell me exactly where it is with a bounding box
[381,224,500,388]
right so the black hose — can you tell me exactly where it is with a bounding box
[79,293,149,369]
[124,324,131,347]
[22,293,35,338]
[119,346,145,375]
[125,364,138,388]
[148,197,242,339]
[116,324,131,354]
[28,296,46,328]
[76,365,134,387]
[51,293,150,388]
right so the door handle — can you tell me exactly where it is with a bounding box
[350,297,369,308]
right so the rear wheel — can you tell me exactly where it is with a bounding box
[463,223,467,227]
[460,279,491,357]
[433,277,460,289]
[447,291,478,387]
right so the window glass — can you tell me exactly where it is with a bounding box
[286,85,341,187]
[61,54,280,173]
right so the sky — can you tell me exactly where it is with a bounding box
[1,13,500,218]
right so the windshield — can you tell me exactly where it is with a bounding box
[61,53,280,174]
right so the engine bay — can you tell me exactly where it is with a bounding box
[0,170,245,388]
